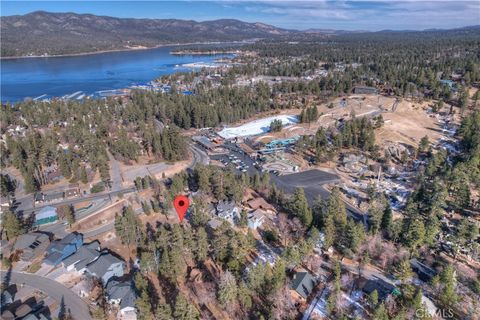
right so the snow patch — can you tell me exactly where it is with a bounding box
[218,115,299,139]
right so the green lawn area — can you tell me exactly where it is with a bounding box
[26,262,41,273]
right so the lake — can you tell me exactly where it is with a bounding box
[0,45,233,103]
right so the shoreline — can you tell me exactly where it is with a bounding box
[171,50,240,55]
[0,40,249,60]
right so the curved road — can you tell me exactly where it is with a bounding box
[1,270,92,320]
[189,143,209,168]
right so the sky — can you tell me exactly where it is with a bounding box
[1,1,479,31]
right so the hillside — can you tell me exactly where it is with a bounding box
[0,11,293,57]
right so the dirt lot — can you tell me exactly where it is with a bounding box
[119,159,190,183]
[250,94,457,151]
[375,100,456,147]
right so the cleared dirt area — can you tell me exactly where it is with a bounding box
[376,100,456,147]
[249,94,457,151]
[119,159,190,183]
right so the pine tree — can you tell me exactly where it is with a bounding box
[173,293,199,320]
[396,259,413,284]
[237,281,253,310]
[218,270,238,308]
[155,302,173,320]
[381,203,393,234]
[373,303,389,320]
[195,227,208,263]
[323,215,336,249]
[290,187,312,226]
[142,201,151,215]
[439,265,458,308]
[369,289,379,307]
[239,209,248,227]
[23,170,38,194]
[80,166,88,184]
[65,205,75,226]
[3,211,24,240]
[327,187,347,227]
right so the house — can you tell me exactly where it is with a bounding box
[216,200,240,225]
[33,192,64,204]
[43,191,64,203]
[34,193,43,204]
[362,278,399,302]
[13,232,50,261]
[45,170,63,183]
[246,197,276,213]
[353,86,378,95]
[1,285,16,307]
[44,232,83,266]
[247,209,266,230]
[1,310,15,320]
[0,196,12,213]
[106,278,137,316]
[86,253,125,285]
[62,241,101,272]
[22,313,49,320]
[34,206,58,226]
[410,259,437,283]
[440,79,457,91]
[192,136,215,150]
[290,271,317,299]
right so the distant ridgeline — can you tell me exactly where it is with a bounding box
[0,11,291,57]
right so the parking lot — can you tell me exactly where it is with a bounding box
[196,140,368,225]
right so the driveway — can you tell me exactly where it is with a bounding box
[1,270,92,320]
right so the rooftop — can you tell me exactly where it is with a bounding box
[62,241,101,270]
[87,253,123,277]
[290,271,316,299]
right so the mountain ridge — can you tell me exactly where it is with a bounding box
[1,11,294,57]
[2,11,479,58]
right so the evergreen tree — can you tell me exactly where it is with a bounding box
[381,203,393,235]
[173,293,199,320]
[114,206,144,247]
[3,211,24,240]
[155,302,173,320]
[218,271,238,308]
[439,265,458,308]
[289,187,312,226]
[195,227,209,263]
[239,209,248,227]
[80,166,88,184]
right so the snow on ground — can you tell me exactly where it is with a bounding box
[218,115,299,139]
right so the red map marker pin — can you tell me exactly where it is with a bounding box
[173,195,189,222]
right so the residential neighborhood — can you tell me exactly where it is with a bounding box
[1,2,480,319]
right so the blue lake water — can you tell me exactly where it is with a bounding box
[0,45,232,102]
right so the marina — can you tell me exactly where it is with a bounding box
[1,45,233,102]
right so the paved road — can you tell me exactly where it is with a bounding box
[16,187,136,217]
[189,143,209,168]
[83,205,143,238]
[1,270,92,320]
[83,221,115,238]
[107,151,124,192]
[209,142,368,225]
